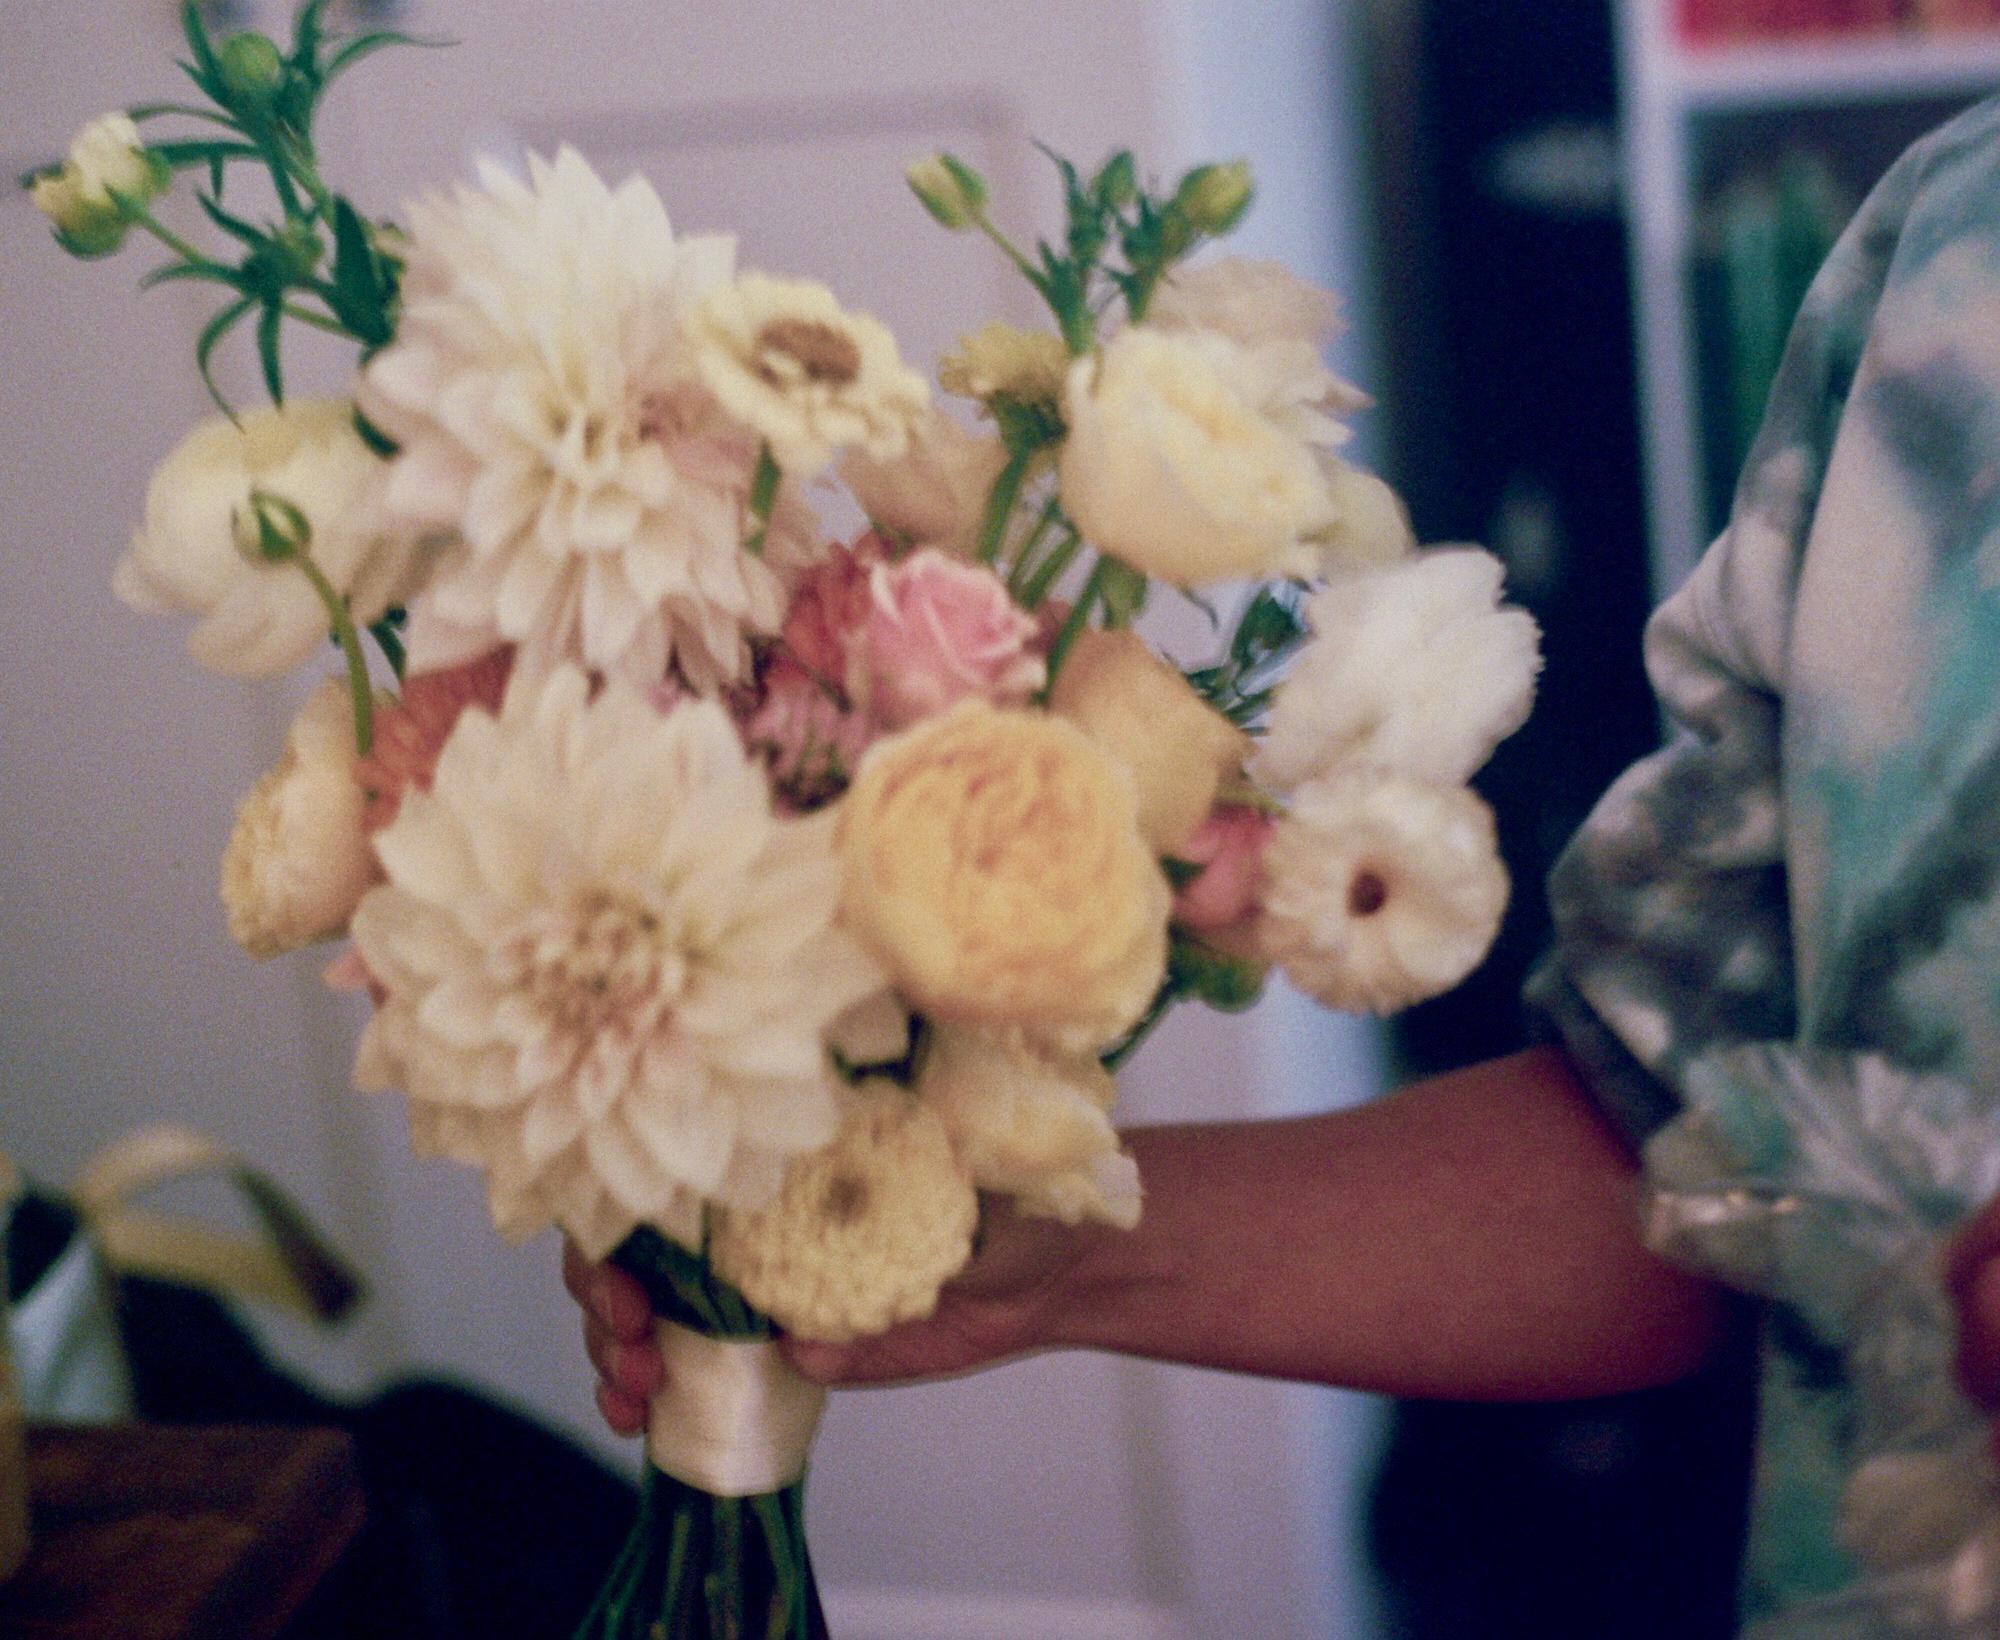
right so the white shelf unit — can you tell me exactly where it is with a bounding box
[1615,4,2000,600]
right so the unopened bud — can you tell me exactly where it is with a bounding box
[29,113,168,255]
[235,488,314,565]
[217,32,288,110]
[907,153,988,231]
[1171,161,1253,236]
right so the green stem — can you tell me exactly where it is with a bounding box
[1016,525,1082,610]
[976,443,1036,565]
[744,444,781,557]
[133,211,213,269]
[1042,556,1109,690]
[280,299,351,336]
[1005,495,1063,595]
[1103,982,1177,1072]
[969,208,1042,290]
[291,550,375,754]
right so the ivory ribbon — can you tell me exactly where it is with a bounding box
[70,1125,360,1323]
[646,1320,828,1498]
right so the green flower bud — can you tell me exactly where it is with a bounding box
[235,488,314,565]
[29,169,128,256]
[907,153,988,231]
[1171,161,1254,236]
[217,32,288,111]
[29,113,169,256]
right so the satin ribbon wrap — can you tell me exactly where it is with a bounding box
[645,1320,828,1498]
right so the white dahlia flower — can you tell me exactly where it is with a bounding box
[358,148,818,692]
[1257,548,1541,793]
[918,1027,1141,1230]
[711,1081,978,1342]
[1261,771,1508,1015]
[349,668,887,1258]
[689,273,930,477]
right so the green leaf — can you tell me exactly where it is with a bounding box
[180,1,225,93]
[140,260,243,293]
[1169,936,1267,1012]
[128,101,245,128]
[196,188,269,249]
[328,197,392,342]
[256,299,286,404]
[352,409,399,458]
[1161,857,1205,891]
[1096,557,1149,626]
[368,613,406,680]
[196,294,255,417]
[322,29,440,86]
[149,138,262,169]
[291,0,329,76]
[1093,150,1137,211]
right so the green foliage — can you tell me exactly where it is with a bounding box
[1185,585,1307,729]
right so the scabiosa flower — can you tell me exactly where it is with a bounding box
[710,1081,978,1341]
[358,148,819,692]
[1256,548,1541,794]
[349,667,888,1258]
[688,273,930,477]
[1260,770,1508,1015]
[938,321,1070,411]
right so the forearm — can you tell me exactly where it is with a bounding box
[1045,1046,1738,1400]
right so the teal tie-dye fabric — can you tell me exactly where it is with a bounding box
[1532,97,2000,1636]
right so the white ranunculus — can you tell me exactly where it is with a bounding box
[114,400,418,677]
[838,407,1005,551]
[1260,770,1508,1015]
[220,678,378,958]
[1058,327,1332,586]
[1257,547,1541,793]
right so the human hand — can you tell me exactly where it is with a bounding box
[563,1200,1089,1435]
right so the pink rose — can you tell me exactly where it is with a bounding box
[1172,806,1275,933]
[743,657,875,810]
[856,548,1045,730]
[782,534,885,687]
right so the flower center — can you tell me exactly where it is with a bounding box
[1347,868,1389,918]
[755,318,862,387]
[517,886,684,1039]
[821,1173,870,1226]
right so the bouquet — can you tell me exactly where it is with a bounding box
[25,6,1542,1635]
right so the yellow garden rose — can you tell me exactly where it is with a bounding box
[1048,627,1248,854]
[839,702,1170,1051]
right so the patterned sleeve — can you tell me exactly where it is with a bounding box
[1525,121,1937,1150]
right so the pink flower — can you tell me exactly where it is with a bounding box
[355,648,514,833]
[742,657,876,810]
[1172,806,1275,933]
[856,548,1044,730]
[782,534,884,688]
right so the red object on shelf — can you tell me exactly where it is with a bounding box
[1675,0,1997,44]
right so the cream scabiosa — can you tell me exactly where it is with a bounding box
[358,148,818,692]
[350,668,887,1258]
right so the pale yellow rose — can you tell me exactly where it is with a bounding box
[1049,627,1248,854]
[1058,327,1332,587]
[838,406,1006,550]
[839,702,1170,1051]
[221,679,378,958]
[919,1026,1141,1230]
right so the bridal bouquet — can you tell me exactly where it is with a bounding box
[27,6,1541,1635]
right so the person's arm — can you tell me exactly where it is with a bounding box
[568,1044,1739,1430]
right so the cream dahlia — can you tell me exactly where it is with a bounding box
[710,1081,978,1342]
[358,148,819,692]
[349,668,887,1258]
[1256,548,1542,793]
[1260,770,1509,1015]
[688,273,930,477]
